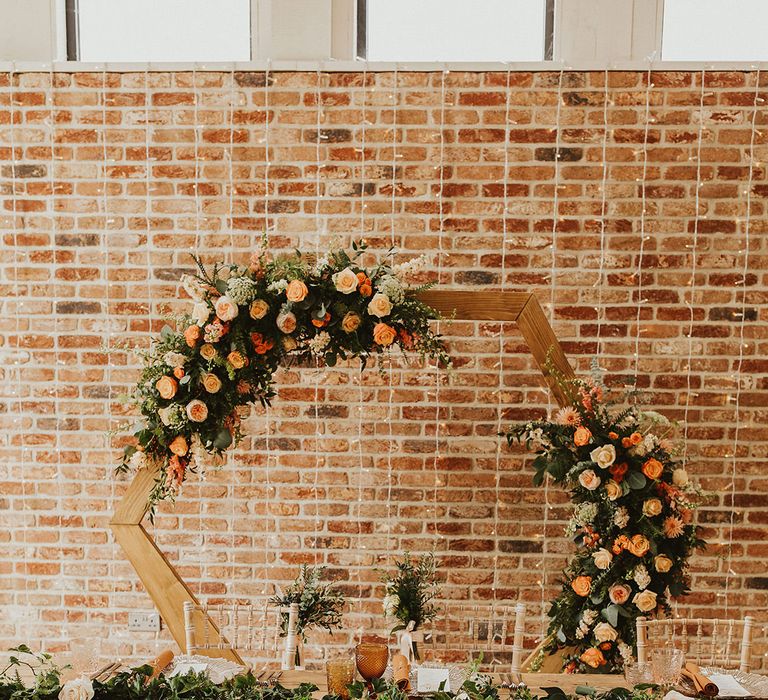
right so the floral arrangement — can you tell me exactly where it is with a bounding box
[382,552,440,661]
[269,564,345,641]
[505,370,704,673]
[117,240,449,512]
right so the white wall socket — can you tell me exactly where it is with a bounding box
[128,611,161,632]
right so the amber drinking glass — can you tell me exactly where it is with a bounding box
[355,642,389,686]
[326,658,356,700]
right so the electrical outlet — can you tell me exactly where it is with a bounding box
[128,611,161,632]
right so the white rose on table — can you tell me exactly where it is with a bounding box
[59,678,94,700]
[633,589,658,612]
[589,444,616,469]
[367,292,393,318]
[333,267,359,294]
[214,295,239,322]
[383,593,400,617]
[593,622,618,643]
[578,469,601,491]
[672,468,689,487]
[592,548,613,570]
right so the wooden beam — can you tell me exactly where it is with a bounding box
[416,290,530,322]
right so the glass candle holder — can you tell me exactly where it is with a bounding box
[326,658,356,700]
[651,647,685,688]
[624,659,654,687]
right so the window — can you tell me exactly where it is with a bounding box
[360,0,550,62]
[72,0,251,62]
[662,0,768,61]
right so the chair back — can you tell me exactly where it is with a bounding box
[423,602,527,673]
[636,616,755,672]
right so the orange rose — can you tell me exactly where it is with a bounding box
[629,533,650,557]
[629,432,643,445]
[250,332,275,355]
[311,312,331,328]
[609,461,628,482]
[574,426,592,446]
[202,372,222,394]
[341,312,361,333]
[570,575,591,597]
[184,324,201,347]
[227,351,247,369]
[359,283,372,298]
[173,367,185,379]
[608,431,619,440]
[373,322,397,346]
[200,343,217,361]
[612,535,629,555]
[167,455,186,485]
[155,375,178,400]
[580,648,606,669]
[642,458,664,480]
[286,279,308,302]
[169,435,188,456]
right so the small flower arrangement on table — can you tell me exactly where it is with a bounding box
[505,368,705,673]
[382,553,440,661]
[117,239,450,513]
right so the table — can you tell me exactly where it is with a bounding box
[278,670,628,695]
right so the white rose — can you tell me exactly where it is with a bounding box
[593,622,618,643]
[59,678,94,700]
[333,267,359,294]
[589,444,616,469]
[214,295,239,321]
[181,274,207,302]
[367,292,393,318]
[192,302,210,326]
[673,468,689,487]
[163,351,187,368]
[633,589,658,612]
[592,548,613,570]
[578,469,601,491]
[158,406,173,426]
[605,480,622,501]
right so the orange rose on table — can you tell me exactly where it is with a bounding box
[580,648,606,669]
[574,426,591,446]
[169,435,188,456]
[202,372,222,394]
[642,457,664,480]
[629,533,650,557]
[571,575,591,597]
[155,375,178,400]
[373,322,397,346]
[286,279,308,302]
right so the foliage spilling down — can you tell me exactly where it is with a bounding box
[381,552,440,633]
[505,369,705,673]
[117,240,449,513]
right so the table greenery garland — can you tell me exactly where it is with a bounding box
[117,240,450,513]
[505,367,705,673]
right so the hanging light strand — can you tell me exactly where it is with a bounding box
[390,64,398,248]
[227,65,236,261]
[594,68,610,361]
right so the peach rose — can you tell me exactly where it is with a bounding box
[200,343,217,361]
[592,548,613,570]
[609,583,632,605]
[155,375,178,400]
[633,589,658,612]
[605,480,622,501]
[186,399,208,423]
[373,322,397,346]
[173,366,185,379]
[367,292,393,318]
[227,351,247,369]
[642,498,663,517]
[202,372,222,394]
[249,299,270,320]
[578,469,601,491]
[214,295,239,322]
[571,575,592,597]
[642,458,664,480]
[341,311,362,333]
[169,435,188,456]
[286,279,308,303]
[654,554,673,573]
[574,426,592,446]
[333,267,359,294]
[277,311,297,334]
[629,533,650,557]
[580,648,606,669]
[590,444,616,469]
[184,324,201,347]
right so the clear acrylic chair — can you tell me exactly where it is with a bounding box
[636,616,755,672]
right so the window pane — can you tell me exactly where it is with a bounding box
[366,0,546,62]
[78,0,251,62]
[663,0,768,61]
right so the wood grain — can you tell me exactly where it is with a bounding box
[416,290,529,321]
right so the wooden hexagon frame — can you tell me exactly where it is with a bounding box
[110,291,574,662]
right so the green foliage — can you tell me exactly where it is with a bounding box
[381,552,440,632]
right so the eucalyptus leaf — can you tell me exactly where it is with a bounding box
[213,429,232,450]
[626,471,647,490]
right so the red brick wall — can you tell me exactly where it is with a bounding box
[1,69,767,668]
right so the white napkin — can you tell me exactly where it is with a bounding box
[708,673,752,697]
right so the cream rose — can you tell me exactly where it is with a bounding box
[286,279,308,302]
[341,311,362,333]
[192,302,210,326]
[333,267,360,294]
[578,469,601,491]
[592,548,613,570]
[609,583,632,605]
[277,311,297,334]
[202,372,222,394]
[249,299,270,320]
[214,295,239,321]
[59,678,95,700]
[367,292,393,318]
[590,444,616,469]
[593,622,618,643]
[200,343,217,361]
[186,399,208,423]
[642,498,663,517]
[633,589,658,612]
[605,480,622,501]
[654,554,673,573]
[673,468,689,487]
